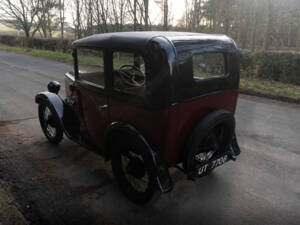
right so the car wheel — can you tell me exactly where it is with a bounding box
[111,135,157,204]
[184,110,235,177]
[38,102,63,144]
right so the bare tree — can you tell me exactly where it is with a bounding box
[0,0,41,37]
[94,0,109,33]
[72,0,82,38]
[163,0,168,30]
[249,0,258,51]
[154,0,172,30]
[58,0,65,40]
[37,0,58,38]
[144,0,149,30]
[111,0,127,31]
[63,0,300,51]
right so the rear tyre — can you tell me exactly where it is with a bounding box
[111,135,157,204]
[184,110,235,177]
[38,102,63,144]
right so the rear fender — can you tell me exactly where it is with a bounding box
[229,132,241,158]
[105,122,173,193]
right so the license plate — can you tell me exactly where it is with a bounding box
[197,154,229,176]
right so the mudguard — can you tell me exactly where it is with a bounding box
[105,122,173,193]
[35,91,64,120]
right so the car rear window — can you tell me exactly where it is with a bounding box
[193,53,226,81]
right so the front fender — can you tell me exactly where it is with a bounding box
[35,91,64,119]
[105,122,173,193]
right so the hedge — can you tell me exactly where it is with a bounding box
[0,35,72,53]
[0,35,299,85]
[239,49,300,85]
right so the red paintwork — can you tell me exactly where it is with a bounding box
[78,88,109,148]
[65,74,238,166]
[161,90,239,166]
[109,90,239,166]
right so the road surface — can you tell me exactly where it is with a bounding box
[0,50,299,225]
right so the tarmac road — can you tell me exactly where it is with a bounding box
[0,50,300,225]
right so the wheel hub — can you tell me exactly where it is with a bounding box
[47,115,55,127]
[126,157,145,179]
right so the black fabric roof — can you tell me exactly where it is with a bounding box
[72,31,234,49]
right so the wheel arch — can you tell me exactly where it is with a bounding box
[104,122,157,163]
[104,121,173,193]
[183,109,236,173]
[35,91,64,119]
[35,91,81,140]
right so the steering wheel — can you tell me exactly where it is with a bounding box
[118,65,145,87]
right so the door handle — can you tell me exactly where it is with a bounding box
[98,104,109,110]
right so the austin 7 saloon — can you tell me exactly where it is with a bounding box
[35,32,240,204]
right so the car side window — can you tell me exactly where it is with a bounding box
[112,51,146,96]
[77,48,105,87]
[193,53,226,81]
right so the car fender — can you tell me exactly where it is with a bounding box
[105,122,157,162]
[105,121,173,193]
[35,91,64,120]
[183,110,236,177]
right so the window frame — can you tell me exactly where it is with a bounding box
[192,52,229,83]
[173,44,234,103]
[110,49,149,96]
[74,47,106,90]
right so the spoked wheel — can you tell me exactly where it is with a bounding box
[111,137,156,204]
[184,110,235,177]
[38,102,63,144]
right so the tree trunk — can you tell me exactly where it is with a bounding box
[296,20,300,50]
[144,0,149,30]
[59,0,64,40]
[133,0,137,31]
[76,0,81,38]
[263,0,272,51]
[163,0,168,30]
[250,0,257,51]
[24,28,30,38]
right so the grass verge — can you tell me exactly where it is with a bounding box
[0,182,27,225]
[240,78,300,103]
[0,44,299,103]
[0,44,72,62]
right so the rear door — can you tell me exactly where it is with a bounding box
[75,48,109,148]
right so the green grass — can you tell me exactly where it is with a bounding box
[0,44,130,68]
[240,78,300,99]
[0,183,26,225]
[0,188,9,203]
[0,23,17,32]
[0,44,73,62]
[250,80,263,89]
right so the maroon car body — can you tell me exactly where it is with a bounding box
[36,32,240,204]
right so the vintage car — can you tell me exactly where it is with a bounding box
[35,31,240,204]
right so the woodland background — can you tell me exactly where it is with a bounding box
[1,0,300,86]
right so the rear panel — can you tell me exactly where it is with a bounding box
[161,90,239,166]
[160,41,240,166]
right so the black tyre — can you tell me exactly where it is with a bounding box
[111,135,157,204]
[38,102,63,144]
[184,110,235,177]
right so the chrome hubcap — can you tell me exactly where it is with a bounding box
[43,107,56,138]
